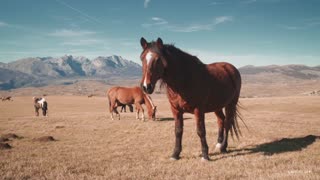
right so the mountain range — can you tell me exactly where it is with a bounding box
[0,55,319,90]
[0,55,141,90]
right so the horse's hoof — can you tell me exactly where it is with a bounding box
[201,157,210,162]
[170,157,179,161]
[220,149,228,154]
[220,149,228,153]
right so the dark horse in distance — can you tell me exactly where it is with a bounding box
[140,37,242,160]
[33,97,48,116]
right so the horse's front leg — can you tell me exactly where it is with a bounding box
[135,106,140,120]
[140,107,145,121]
[34,106,39,116]
[135,103,145,121]
[113,108,120,120]
[195,108,209,161]
[170,107,183,160]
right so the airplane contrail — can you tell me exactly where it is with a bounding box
[55,0,104,25]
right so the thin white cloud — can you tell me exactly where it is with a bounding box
[186,48,320,67]
[281,25,300,30]
[144,0,151,8]
[210,2,222,6]
[0,21,8,27]
[214,16,233,25]
[171,24,213,33]
[151,17,168,25]
[142,16,233,32]
[242,0,257,4]
[61,39,103,46]
[48,29,96,37]
[280,20,320,31]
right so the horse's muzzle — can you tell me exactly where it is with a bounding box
[142,83,154,94]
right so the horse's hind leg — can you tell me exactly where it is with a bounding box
[114,109,120,120]
[109,101,117,120]
[214,110,225,152]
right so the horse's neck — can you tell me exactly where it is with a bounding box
[163,55,205,94]
[143,94,154,112]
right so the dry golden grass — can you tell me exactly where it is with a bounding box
[0,95,319,179]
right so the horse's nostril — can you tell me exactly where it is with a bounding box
[142,85,147,93]
[146,84,153,94]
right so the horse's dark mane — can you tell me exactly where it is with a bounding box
[148,42,204,66]
[148,41,206,91]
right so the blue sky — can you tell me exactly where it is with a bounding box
[0,0,319,67]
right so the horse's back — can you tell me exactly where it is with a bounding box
[202,62,241,110]
[206,62,241,88]
[108,86,144,104]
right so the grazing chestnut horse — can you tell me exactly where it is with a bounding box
[33,97,48,116]
[139,37,242,160]
[107,86,157,121]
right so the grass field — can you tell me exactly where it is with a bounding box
[0,95,319,179]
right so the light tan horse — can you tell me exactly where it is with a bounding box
[107,86,157,121]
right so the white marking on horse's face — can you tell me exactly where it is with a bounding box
[146,51,153,66]
[143,76,148,87]
[143,51,156,89]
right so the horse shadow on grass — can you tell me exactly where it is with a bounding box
[210,135,320,161]
[157,117,192,121]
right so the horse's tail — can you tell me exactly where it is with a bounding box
[106,89,113,112]
[107,92,111,109]
[226,101,248,140]
[225,65,248,139]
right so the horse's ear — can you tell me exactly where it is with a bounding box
[156,38,163,49]
[140,37,148,50]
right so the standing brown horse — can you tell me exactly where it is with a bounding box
[107,86,157,121]
[139,37,242,160]
[33,97,48,116]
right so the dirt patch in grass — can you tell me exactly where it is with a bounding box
[1,133,22,139]
[33,136,56,142]
[0,137,9,142]
[0,143,12,150]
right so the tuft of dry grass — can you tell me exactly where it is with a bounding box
[33,136,56,142]
[0,95,319,179]
[0,143,11,150]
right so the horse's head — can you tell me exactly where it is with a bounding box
[140,37,167,94]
